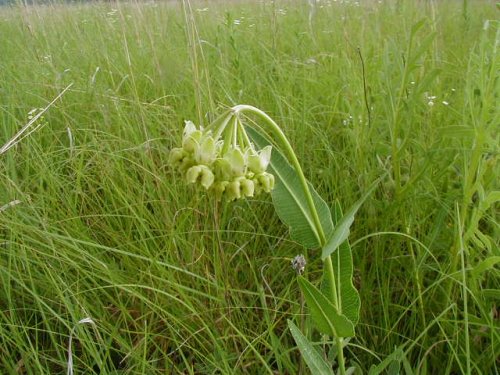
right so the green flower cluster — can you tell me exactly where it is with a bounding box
[169,120,275,201]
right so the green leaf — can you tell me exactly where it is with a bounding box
[471,256,500,278]
[414,68,441,96]
[247,127,333,249]
[484,190,500,208]
[368,346,406,375]
[481,289,500,301]
[287,320,334,375]
[298,277,355,337]
[322,179,380,260]
[321,202,361,325]
[408,32,436,68]
[410,19,426,35]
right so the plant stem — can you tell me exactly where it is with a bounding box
[231,104,347,375]
[231,105,326,244]
[391,29,415,197]
[456,203,471,375]
[336,337,346,375]
[325,256,340,313]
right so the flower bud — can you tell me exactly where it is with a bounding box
[248,145,272,174]
[213,158,232,181]
[211,181,229,201]
[183,120,197,138]
[194,136,217,165]
[168,147,186,168]
[169,147,195,172]
[179,155,195,172]
[261,172,275,192]
[240,178,255,197]
[186,165,215,189]
[182,121,203,153]
[182,130,202,153]
[226,180,242,201]
[254,172,275,194]
[224,148,246,177]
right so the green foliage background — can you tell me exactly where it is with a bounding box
[0,0,498,373]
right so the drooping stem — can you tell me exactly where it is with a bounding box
[231,104,346,375]
[231,105,326,245]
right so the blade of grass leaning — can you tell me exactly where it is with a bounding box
[0,83,73,156]
[298,276,355,338]
[287,319,334,375]
[368,346,405,375]
[246,126,333,249]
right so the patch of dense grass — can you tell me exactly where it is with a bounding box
[0,0,498,373]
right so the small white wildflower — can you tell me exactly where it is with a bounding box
[442,101,449,106]
[424,92,437,107]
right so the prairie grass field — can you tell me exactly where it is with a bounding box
[0,0,498,373]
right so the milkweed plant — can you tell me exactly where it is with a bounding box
[170,105,378,375]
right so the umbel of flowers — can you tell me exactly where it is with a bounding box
[169,111,275,201]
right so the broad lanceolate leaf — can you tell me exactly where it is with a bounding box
[322,179,380,260]
[298,276,355,338]
[321,202,360,325]
[287,320,334,375]
[247,127,333,249]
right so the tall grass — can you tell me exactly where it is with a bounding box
[0,0,498,373]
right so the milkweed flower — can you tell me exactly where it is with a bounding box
[169,114,275,201]
[248,145,272,174]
